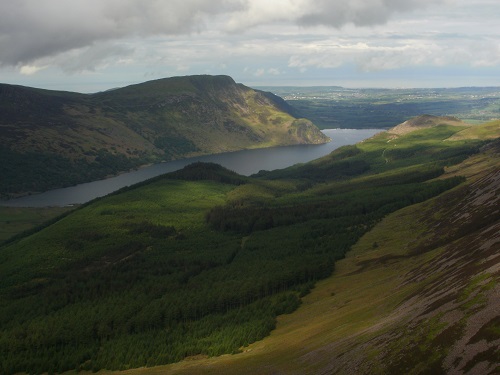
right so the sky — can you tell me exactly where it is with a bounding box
[0,0,499,93]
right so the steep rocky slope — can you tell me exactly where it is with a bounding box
[308,143,500,375]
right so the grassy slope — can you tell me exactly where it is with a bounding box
[1,118,497,374]
[0,75,328,197]
[448,119,500,141]
[0,179,233,291]
[97,121,499,375]
[1,76,328,158]
[0,206,73,244]
[387,114,467,135]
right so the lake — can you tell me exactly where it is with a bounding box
[2,128,382,207]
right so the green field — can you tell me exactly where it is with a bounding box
[0,118,497,374]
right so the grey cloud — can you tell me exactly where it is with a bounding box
[297,0,441,27]
[0,0,444,69]
[57,43,134,73]
[0,0,243,66]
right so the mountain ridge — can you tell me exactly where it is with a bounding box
[0,75,328,198]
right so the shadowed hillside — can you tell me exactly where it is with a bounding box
[0,75,328,198]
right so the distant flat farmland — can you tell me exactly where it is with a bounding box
[256,86,500,129]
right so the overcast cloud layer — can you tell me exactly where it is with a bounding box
[0,0,498,91]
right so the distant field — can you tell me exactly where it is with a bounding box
[256,86,500,129]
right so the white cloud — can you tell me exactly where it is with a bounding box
[58,42,134,73]
[296,0,441,28]
[252,68,282,77]
[224,0,443,31]
[286,31,500,73]
[267,68,281,75]
[254,68,265,77]
[19,64,47,75]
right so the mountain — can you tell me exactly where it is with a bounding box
[0,118,497,374]
[0,75,328,198]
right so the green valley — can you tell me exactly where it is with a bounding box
[0,116,498,374]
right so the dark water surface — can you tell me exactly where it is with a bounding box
[2,129,382,207]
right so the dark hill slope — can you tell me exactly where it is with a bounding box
[0,75,328,198]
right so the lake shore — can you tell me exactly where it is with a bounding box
[1,129,383,207]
